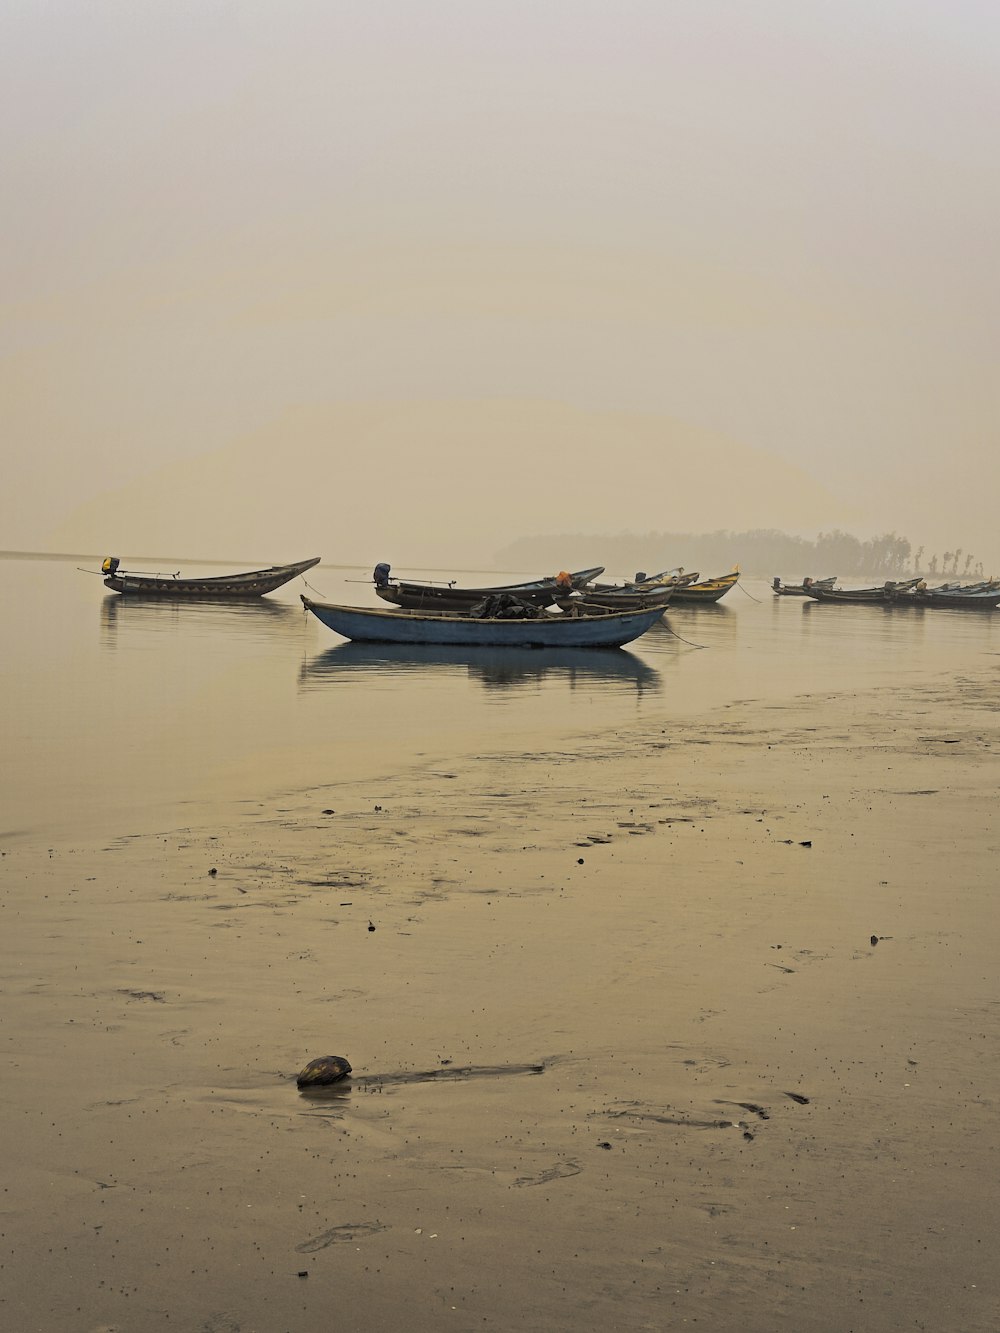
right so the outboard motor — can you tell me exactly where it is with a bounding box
[634,572,648,584]
[772,577,780,590]
[373,562,391,587]
[102,556,120,577]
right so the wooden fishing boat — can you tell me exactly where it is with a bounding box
[301,597,666,648]
[919,580,1000,598]
[101,555,321,598]
[586,568,698,596]
[554,583,675,612]
[373,564,605,612]
[911,587,1000,609]
[590,566,695,591]
[668,569,741,603]
[804,578,923,605]
[772,576,837,597]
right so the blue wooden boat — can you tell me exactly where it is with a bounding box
[301,597,665,647]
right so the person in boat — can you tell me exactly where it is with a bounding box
[555,570,573,591]
[373,562,392,588]
[803,577,814,589]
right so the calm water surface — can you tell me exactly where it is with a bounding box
[3,555,999,842]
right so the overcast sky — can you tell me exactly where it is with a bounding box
[3,1,998,569]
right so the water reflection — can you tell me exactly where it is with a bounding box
[100,594,303,647]
[299,640,663,694]
[793,593,1000,658]
[662,602,739,639]
[797,596,931,648]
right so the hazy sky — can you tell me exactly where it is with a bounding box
[3,1,998,569]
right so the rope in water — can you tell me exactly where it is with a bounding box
[735,579,762,603]
[657,619,707,649]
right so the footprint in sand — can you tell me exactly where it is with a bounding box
[201,1316,241,1333]
[514,1160,583,1187]
[296,1221,387,1253]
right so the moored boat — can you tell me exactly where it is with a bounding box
[667,569,741,603]
[301,597,666,648]
[372,564,604,611]
[804,577,925,604]
[100,556,321,598]
[590,567,697,592]
[911,587,1000,609]
[772,576,837,597]
[554,583,675,612]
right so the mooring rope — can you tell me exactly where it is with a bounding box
[658,620,708,649]
[300,575,330,599]
[735,579,762,603]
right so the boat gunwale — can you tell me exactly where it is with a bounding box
[301,597,664,626]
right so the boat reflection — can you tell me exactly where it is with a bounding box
[299,640,663,694]
[100,593,303,647]
[637,604,739,657]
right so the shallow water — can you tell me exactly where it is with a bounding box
[3,553,999,841]
[5,554,1000,1333]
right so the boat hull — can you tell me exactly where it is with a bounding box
[374,566,604,612]
[555,586,675,611]
[301,598,665,647]
[807,589,898,604]
[804,577,924,605]
[668,571,740,603]
[912,592,1000,609]
[104,557,321,598]
[773,578,837,596]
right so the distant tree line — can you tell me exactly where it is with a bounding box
[495,530,985,581]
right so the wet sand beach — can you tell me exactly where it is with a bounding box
[3,663,999,1332]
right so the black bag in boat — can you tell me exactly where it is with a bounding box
[469,593,543,620]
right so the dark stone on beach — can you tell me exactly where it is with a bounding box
[577,858,585,864]
[368,921,376,932]
[297,1055,353,1088]
[785,1092,811,1105]
[322,809,335,815]
[799,840,812,847]
[871,934,879,946]
[208,867,217,876]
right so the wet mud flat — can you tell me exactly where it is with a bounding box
[2,671,999,1331]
